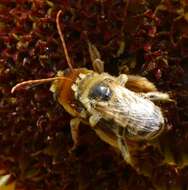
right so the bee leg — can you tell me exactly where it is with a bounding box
[88,41,104,73]
[140,92,174,102]
[126,75,157,92]
[94,127,119,148]
[117,135,132,166]
[89,114,102,127]
[69,118,81,152]
[116,127,133,166]
[116,74,128,86]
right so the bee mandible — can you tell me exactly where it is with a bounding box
[11,10,172,166]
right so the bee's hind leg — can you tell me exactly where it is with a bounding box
[124,75,175,102]
[88,41,104,73]
[140,92,174,102]
[116,127,133,166]
[117,137,131,162]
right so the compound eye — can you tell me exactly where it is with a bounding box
[89,84,112,101]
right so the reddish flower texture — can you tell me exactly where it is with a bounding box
[0,0,188,190]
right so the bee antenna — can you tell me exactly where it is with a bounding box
[56,10,73,71]
[11,77,72,94]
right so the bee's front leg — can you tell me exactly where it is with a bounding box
[88,41,104,73]
[69,117,81,152]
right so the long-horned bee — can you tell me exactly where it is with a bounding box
[11,10,172,166]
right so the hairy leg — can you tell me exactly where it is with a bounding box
[140,92,173,102]
[88,41,104,73]
[69,117,81,151]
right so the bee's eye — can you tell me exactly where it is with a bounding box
[90,84,112,101]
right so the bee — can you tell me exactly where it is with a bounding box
[11,10,172,166]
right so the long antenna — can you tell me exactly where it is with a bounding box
[56,10,73,71]
[11,77,72,94]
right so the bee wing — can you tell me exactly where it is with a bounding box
[95,101,157,132]
[125,75,157,92]
[95,101,130,127]
[94,86,164,140]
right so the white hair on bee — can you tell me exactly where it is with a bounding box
[93,82,165,140]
